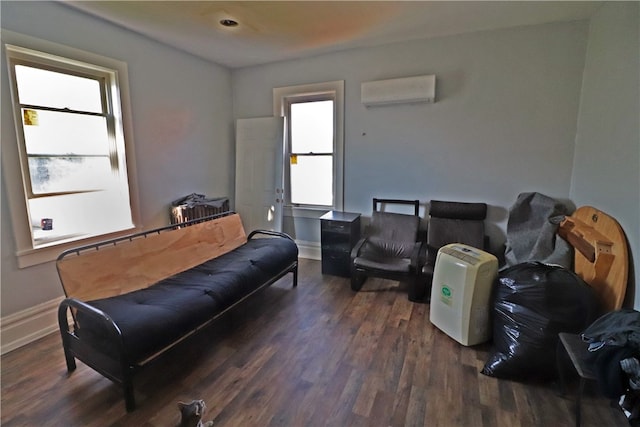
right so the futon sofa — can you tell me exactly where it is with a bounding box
[56,212,298,412]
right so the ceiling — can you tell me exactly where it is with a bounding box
[64,1,602,69]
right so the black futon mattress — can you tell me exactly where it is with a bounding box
[77,237,297,362]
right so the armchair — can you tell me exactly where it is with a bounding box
[350,199,425,302]
[418,200,488,301]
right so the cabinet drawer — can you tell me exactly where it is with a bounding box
[321,253,351,277]
[322,234,351,250]
[322,250,348,261]
[322,248,351,259]
[321,221,350,234]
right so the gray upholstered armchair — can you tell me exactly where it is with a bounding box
[350,199,426,302]
[417,200,488,301]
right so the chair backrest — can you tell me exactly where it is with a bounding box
[373,198,420,216]
[365,199,421,258]
[427,200,487,254]
[369,211,420,243]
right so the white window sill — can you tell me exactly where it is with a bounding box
[16,226,140,268]
[284,205,334,219]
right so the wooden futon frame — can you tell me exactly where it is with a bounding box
[56,212,298,411]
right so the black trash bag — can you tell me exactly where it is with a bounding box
[481,262,599,380]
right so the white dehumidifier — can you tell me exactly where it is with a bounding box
[429,243,498,346]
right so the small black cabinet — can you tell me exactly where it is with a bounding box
[320,211,361,277]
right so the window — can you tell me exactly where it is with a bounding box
[287,97,334,206]
[274,81,344,212]
[16,65,114,196]
[4,40,139,267]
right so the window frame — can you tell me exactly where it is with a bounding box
[2,31,141,268]
[284,93,336,208]
[273,80,344,216]
[11,59,117,199]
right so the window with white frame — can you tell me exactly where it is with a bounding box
[5,43,137,262]
[274,81,344,212]
[287,96,334,206]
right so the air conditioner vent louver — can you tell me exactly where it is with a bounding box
[361,75,435,106]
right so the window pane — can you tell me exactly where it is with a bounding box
[15,65,103,113]
[291,100,333,153]
[28,156,113,194]
[29,190,134,246]
[290,155,333,206]
[22,109,110,155]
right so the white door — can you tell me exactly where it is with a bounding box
[235,117,285,233]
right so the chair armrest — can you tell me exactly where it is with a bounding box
[416,243,430,266]
[410,242,425,271]
[422,243,441,269]
[350,237,368,260]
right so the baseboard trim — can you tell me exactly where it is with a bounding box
[1,297,63,355]
[295,240,321,260]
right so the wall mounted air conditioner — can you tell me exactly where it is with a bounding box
[361,74,436,106]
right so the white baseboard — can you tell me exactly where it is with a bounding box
[295,240,321,260]
[1,297,63,355]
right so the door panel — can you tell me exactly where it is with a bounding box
[235,117,284,233]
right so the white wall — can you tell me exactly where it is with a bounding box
[2,1,638,352]
[570,2,640,307]
[233,21,590,252]
[1,2,234,318]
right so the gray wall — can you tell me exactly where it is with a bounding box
[1,1,233,316]
[233,21,590,252]
[570,2,640,307]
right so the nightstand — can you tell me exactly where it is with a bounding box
[320,211,361,277]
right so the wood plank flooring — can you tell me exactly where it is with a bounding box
[1,259,629,426]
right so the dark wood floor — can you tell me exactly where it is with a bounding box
[1,259,629,426]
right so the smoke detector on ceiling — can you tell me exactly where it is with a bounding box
[219,19,239,27]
